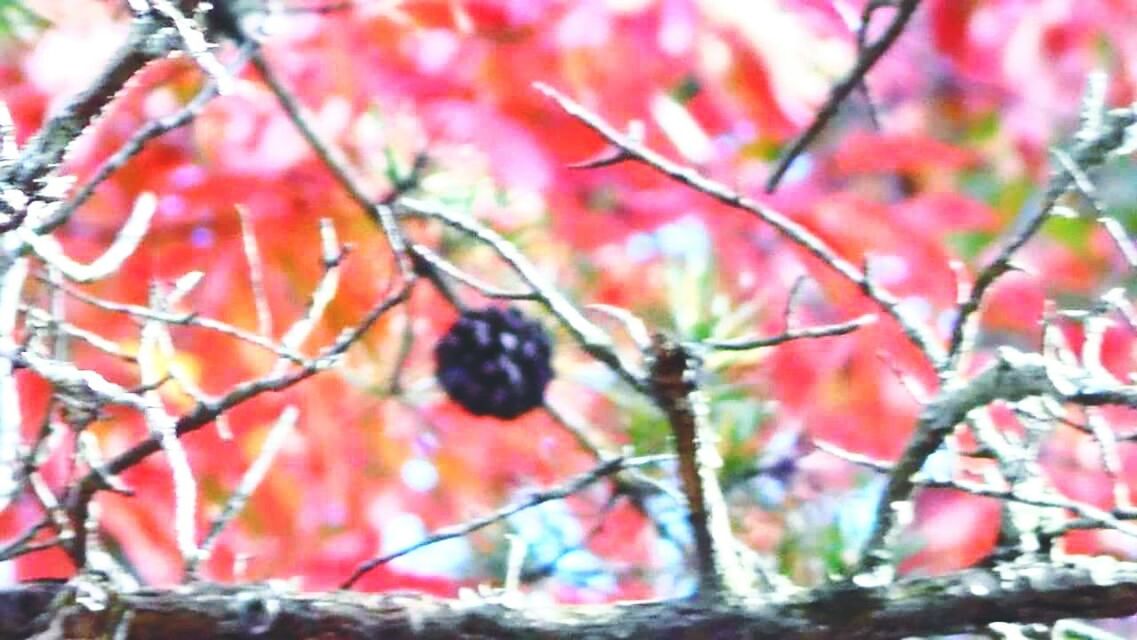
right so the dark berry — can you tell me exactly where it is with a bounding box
[434,307,553,420]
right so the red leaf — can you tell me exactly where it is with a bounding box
[829,132,979,176]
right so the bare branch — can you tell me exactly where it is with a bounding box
[13,559,1137,639]
[410,244,536,301]
[189,405,298,577]
[815,439,892,472]
[0,516,56,562]
[249,50,413,279]
[34,273,308,363]
[647,333,752,599]
[765,0,922,192]
[0,254,28,510]
[59,284,409,565]
[139,286,199,564]
[20,193,157,283]
[395,198,639,389]
[46,45,254,234]
[149,0,236,93]
[824,431,1137,541]
[341,454,665,589]
[3,14,177,192]
[947,94,1137,367]
[20,306,136,362]
[858,347,1137,573]
[702,314,876,351]
[236,205,273,338]
[535,83,944,367]
[269,219,346,375]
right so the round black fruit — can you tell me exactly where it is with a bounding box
[434,307,553,419]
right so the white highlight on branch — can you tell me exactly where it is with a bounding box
[0,102,17,168]
[237,205,273,338]
[19,192,157,283]
[190,405,298,575]
[0,344,149,411]
[0,254,28,510]
[139,286,198,564]
[1099,217,1137,268]
[272,219,342,376]
[149,0,236,94]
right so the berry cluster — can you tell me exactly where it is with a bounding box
[434,307,554,419]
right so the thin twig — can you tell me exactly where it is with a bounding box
[60,284,410,565]
[20,306,136,362]
[188,406,298,577]
[410,244,536,301]
[34,273,308,364]
[21,193,157,283]
[396,198,639,389]
[236,205,273,339]
[765,0,922,192]
[702,314,875,351]
[45,45,254,234]
[139,286,199,564]
[946,98,1137,368]
[270,219,347,375]
[814,439,892,472]
[5,15,170,191]
[150,0,236,93]
[0,516,60,561]
[340,455,663,588]
[280,1,357,14]
[819,437,1137,541]
[250,50,413,279]
[856,347,1137,574]
[536,83,943,367]
[781,274,810,329]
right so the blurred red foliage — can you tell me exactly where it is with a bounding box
[2,0,1136,598]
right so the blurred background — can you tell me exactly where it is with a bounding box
[1,0,1136,605]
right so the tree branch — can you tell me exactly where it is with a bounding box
[764,0,922,192]
[858,347,1137,573]
[535,83,944,368]
[9,558,1137,639]
[647,333,753,599]
[3,12,181,192]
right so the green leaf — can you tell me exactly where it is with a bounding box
[714,387,770,485]
[0,0,48,44]
[623,398,671,455]
[818,521,850,576]
[1045,215,1095,254]
[381,145,403,186]
[945,230,995,261]
[965,109,999,142]
[669,74,701,104]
